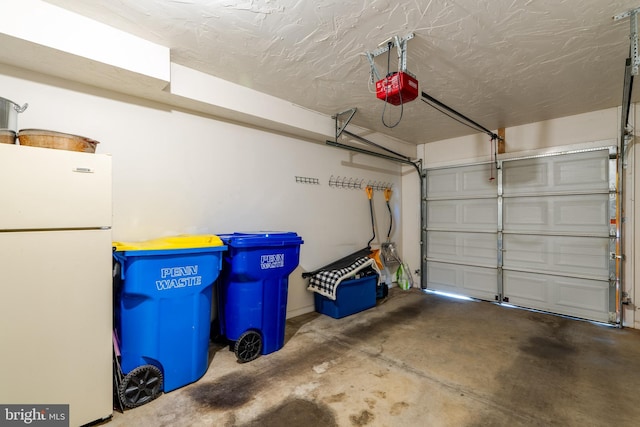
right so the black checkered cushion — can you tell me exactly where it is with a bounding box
[307,256,378,300]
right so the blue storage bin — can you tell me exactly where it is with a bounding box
[113,235,226,393]
[314,274,378,319]
[217,232,304,362]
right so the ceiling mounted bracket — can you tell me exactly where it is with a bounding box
[332,108,357,139]
[330,108,412,162]
[614,7,640,75]
[366,33,415,81]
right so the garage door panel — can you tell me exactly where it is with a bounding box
[428,170,460,195]
[504,162,548,190]
[554,155,607,189]
[503,271,549,303]
[503,235,609,279]
[504,271,609,322]
[556,281,608,313]
[503,150,609,196]
[555,196,608,229]
[427,261,497,301]
[503,200,547,226]
[427,231,458,258]
[428,201,458,227]
[503,194,609,235]
[428,199,497,231]
[427,164,496,199]
[555,239,609,277]
[427,231,497,266]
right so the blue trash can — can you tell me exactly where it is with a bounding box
[112,235,226,406]
[217,232,303,362]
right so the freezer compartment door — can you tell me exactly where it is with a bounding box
[0,144,112,229]
[0,229,113,426]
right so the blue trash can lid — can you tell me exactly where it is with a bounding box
[218,231,303,248]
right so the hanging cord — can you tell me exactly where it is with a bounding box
[494,134,499,173]
[366,186,376,247]
[384,187,393,241]
[489,135,496,181]
[381,42,403,128]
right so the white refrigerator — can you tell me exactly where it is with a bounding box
[0,143,113,426]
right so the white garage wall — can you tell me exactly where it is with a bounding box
[409,107,640,328]
[0,64,403,318]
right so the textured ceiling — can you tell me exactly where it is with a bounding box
[45,0,640,144]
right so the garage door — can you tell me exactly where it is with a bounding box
[502,148,617,323]
[424,147,619,323]
[425,163,498,301]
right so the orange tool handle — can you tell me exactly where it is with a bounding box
[384,187,392,202]
[365,186,373,200]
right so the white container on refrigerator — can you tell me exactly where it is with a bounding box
[0,143,112,426]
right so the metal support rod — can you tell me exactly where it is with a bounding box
[612,146,623,325]
[617,57,634,325]
[421,91,499,140]
[326,140,414,166]
[366,33,415,81]
[420,166,428,289]
[614,7,640,75]
[633,11,640,75]
[332,107,412,162]
[369,33,415,58]
[333,108,357,139]
[366,52,381,82]
[342,130,412,162]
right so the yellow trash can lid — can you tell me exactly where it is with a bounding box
[113,234,224,252]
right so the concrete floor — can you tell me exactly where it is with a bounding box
[104,288,640,427]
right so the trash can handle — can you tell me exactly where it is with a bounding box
[112,251,127,280]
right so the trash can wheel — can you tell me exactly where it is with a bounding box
[234,330,262,363]
[119,364,163,408]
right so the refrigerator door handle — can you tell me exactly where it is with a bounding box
[73,167,94,173]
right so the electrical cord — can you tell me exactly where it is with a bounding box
[382,81,403,128]
[367,191,376,247]
[386,41,392,77]
[381,42,403,128]
[489,137,498,182]
[386,200,393,240]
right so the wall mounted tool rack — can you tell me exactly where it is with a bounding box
[328,176,392,191]
[367,181,392,191]
[295,176,320,185]
[329,176,363,189]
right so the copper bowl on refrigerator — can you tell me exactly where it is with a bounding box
[0,129,16,144]
[18,129,99,153]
